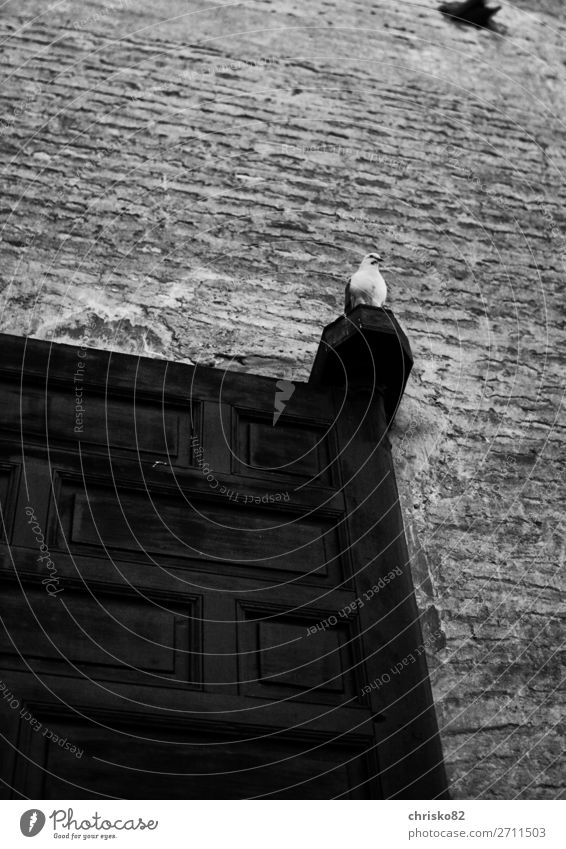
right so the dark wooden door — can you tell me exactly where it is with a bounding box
[0,331,447,799]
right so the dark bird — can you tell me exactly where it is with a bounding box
[438,0,500,29]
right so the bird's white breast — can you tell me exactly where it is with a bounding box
[349,267,387,306]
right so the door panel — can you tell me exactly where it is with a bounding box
[233,408,337,486]
[13,711,374,800]
[236,603,361,703]
[0,581,200,687]
[0,462,19,543]
[61,484,341,574]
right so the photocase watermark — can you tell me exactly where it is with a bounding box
[0,81,43,136]
[361,628,445,696]
[19,806,160,838]
[25,506,62,596]
[540,202,566,273]
[458,452,529,504]
[189,436,290,504]
[72,0,132,30]
[50,808,158,834]
[20,809,46,837]
[383,223,450,292]
[333,214,448,294]
[273,379,295,425]
[72,315,98,435]
[0,680,83,758]
[280,144,412,174]
[393,408,437,462]
[306,566,402,636]
[128,56,280,102]
[73,347,87,435]
[437,141,566,270]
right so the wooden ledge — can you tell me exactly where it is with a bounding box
[309,306,413,425]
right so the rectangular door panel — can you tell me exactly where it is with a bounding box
[52,478,344,582]
[234,409,337,487]
[0,382,188,462]
[0,462,19,543]
[0,583,200,687]
[237,602,364,705]
[16,714,375,800]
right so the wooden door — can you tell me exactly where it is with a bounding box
[0,331,447,799]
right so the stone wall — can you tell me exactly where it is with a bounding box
[1,0,564,798]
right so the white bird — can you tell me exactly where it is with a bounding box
[345,252,387,313]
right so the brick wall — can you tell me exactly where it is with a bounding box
[1,0,564,798]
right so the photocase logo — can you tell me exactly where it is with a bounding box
[20,810,46,837]
[273,379,295,425]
